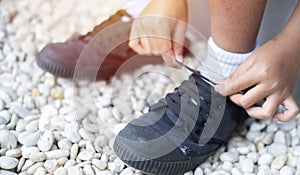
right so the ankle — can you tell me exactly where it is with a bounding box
[200,37,259,81]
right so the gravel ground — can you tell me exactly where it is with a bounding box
[1,0,300,175]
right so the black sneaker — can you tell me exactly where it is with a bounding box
[113,72,249,175]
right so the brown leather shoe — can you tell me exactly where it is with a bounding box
[36,10,163,81]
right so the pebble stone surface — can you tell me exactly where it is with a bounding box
[1,0,300,175]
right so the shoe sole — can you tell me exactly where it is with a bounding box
[36,55,74,78]
[113,136,213,175]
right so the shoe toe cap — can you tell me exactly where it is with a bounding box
[114,119,188,161]
[37,43,78,67]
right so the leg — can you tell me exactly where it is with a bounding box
[209,0,267,53]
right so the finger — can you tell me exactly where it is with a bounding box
[215,68,258,96]
[160,39,181,68]
[246,94,282,119]
[129,20,145,54]
[273,96,300,122]
[140,37,152,55]
[172,22,186,57]
[129,38,145,54]
[160,43,177,67]
[230,84,268,109]
[147,37,162,56]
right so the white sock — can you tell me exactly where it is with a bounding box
[200,37,259,82]
[124,0,150,18]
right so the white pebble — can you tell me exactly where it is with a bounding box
[240,158,254,173]
[64,159,76,169]
[100,153,109,163]
[231,168,242,175]
[0,130,17,149]
[194,167,204,175]
[113,123,126,135]
[25,120,39,132]
[37,130,54,151]
[222,161,233,172]
[0,116,8,125]
[268,143,287,157]
[94,135,108,150]
[246,131,261,142]
[287,153,298,168]
[0,156,18,170]
[278,120,296,131]
[85,141,95,152]
[258,153,273,165]
[68,166,84,175]
[247,152,259,163]
[50,117,68,130]
[18,131,41,146]
[70,143,79,159]
[45,150,70,159]
[78,128,95,141]
[83,164,95,175]
[92,159,107,170]
[29,152,47,162]
[0,99,4,111]
[57,138,72,150]
[271,155,287,169]
[0,170,17,175]
[82,118,98,133]
[57,158,69,166]
[41,104,58,118]
[183,171,193,175]
[54,167,67,175]
[38,116,51,131]
[250,122,266,131]
[0,89,12,103]
[0,110,11,124]
[6,114,18,130]
[257,166,271,175]
[21,159,35,171]
[262,133,274,145]
[120,168,134,175]
[94,170,113,175]
[34,167,47,175]
[279,166,294,175]
[274,131,286,144]
[266,123,278,133]
[17,157,26,172]
[5,149,21,158]
[22,146,39,158]
[44,159,58,173]
[10,105,32,118]
[220,151,239,162]
[293,146,300,156]
[64,121,81,143]
[78,150,95,161]
[237,147,250,155]
[27,162,43,175]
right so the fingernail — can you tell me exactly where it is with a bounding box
[175,55,183,63]
[272,117,279,122]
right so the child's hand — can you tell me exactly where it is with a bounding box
[215,34,300,122]
[129,0,188,68]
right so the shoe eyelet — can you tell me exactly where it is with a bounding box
[200,96,205,101]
